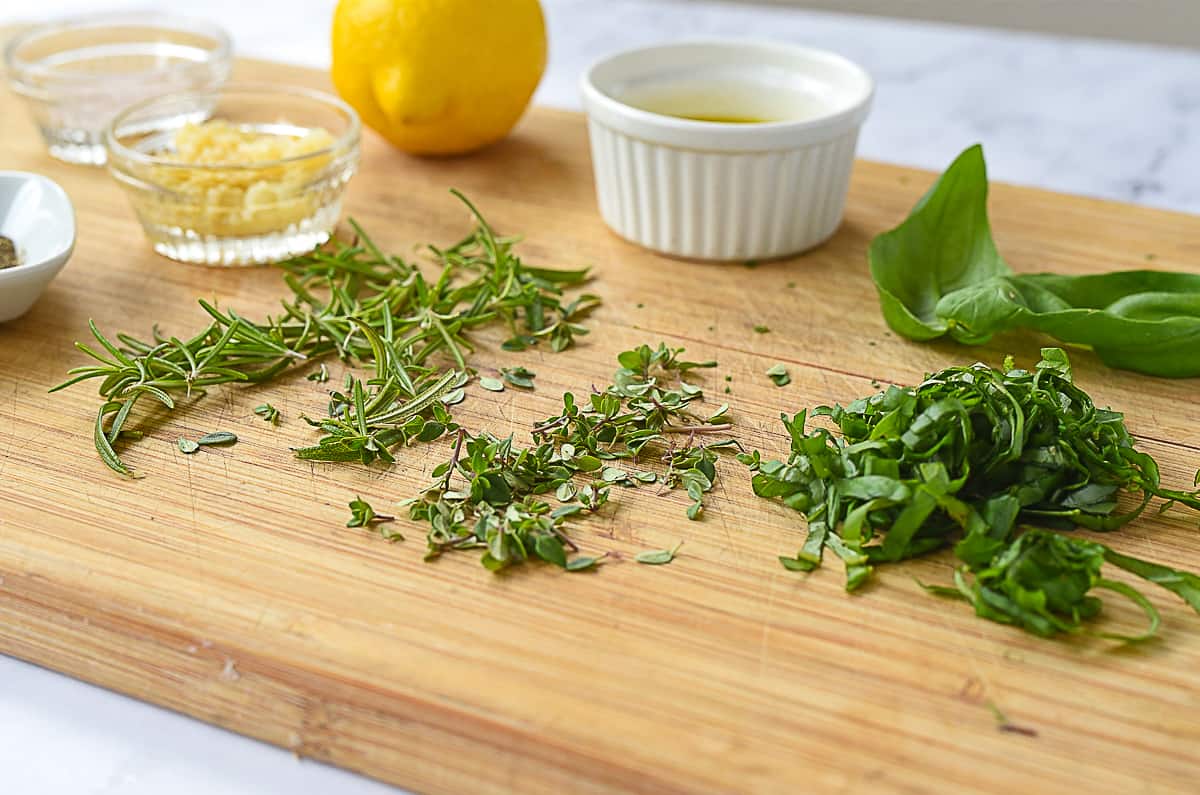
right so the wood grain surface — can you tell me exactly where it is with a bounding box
[2,58,1199,795]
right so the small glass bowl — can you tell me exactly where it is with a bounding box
[4,13,231,165]
[105,85,361,267]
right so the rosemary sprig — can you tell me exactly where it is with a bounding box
[53,192,599,475]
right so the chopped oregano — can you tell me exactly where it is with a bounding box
[533,343,738,521]
[196,431,237,446]
[177,438,199,454]
[402,344,737,570]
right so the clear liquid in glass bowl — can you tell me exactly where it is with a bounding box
[5,15,232,165]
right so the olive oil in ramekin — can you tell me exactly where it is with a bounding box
[668,113,773,124]
[619,79,831,125]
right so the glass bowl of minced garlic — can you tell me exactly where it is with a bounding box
[105,85,360,266]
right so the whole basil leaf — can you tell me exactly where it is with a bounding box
[870,144,1200,377]
[868,144,1008,341]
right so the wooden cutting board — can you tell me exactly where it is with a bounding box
[2,57,1199,795]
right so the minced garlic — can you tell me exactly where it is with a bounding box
[146,120,336,237]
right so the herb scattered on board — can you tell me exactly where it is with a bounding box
[501,366,536,389]
[402,344,736,572]
[870,144,1200,377]
[197,431,237,446]
[636,541,683,565]
[254,403,281,424]
[532,343,739,521]
[0,235,18,270]
[177,438,199,454]
[740,349,1200,640]
[347,496,394,527]
[766,363,791,387]
[52,191,598,475]
[753,325,770,334]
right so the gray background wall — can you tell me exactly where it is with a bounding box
[736,1,1199,47]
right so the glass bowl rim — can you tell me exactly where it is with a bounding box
[104,83,363,172]
[3,11,233,86]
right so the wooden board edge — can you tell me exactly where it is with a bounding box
[0,568,690,795]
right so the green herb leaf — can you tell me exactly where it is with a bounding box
[479,377,505,392]
[501,366,536,389]
[1105,549,1200,613]
[766,364,791,387]
[178,438,199,454]
[636,541,683,565]
[869,144,1200,377]
[534,534,568,568]
[566,555,603,571]
[347,496,395,528]
[254,403,281,424]
[197,431,237,446]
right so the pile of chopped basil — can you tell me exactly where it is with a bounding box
[740,349,1200,639]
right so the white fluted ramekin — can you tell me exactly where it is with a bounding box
[581,40,873,261]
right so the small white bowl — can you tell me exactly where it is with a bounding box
[581,40,873,261]
[0,172,76,322]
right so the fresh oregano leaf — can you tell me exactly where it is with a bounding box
[636,541,683,565]
[501,366,536,389]
[766,364,791,387]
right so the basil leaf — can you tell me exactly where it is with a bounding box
[1104,548,1200,614]
[742,348,1200,638]
[869,144,1008,341]
[869,143,1200,377]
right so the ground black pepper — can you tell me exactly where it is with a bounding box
[0,235,18,269]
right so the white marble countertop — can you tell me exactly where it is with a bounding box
[3,1,1198,793]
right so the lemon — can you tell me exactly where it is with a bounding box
[331,0,547,155]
